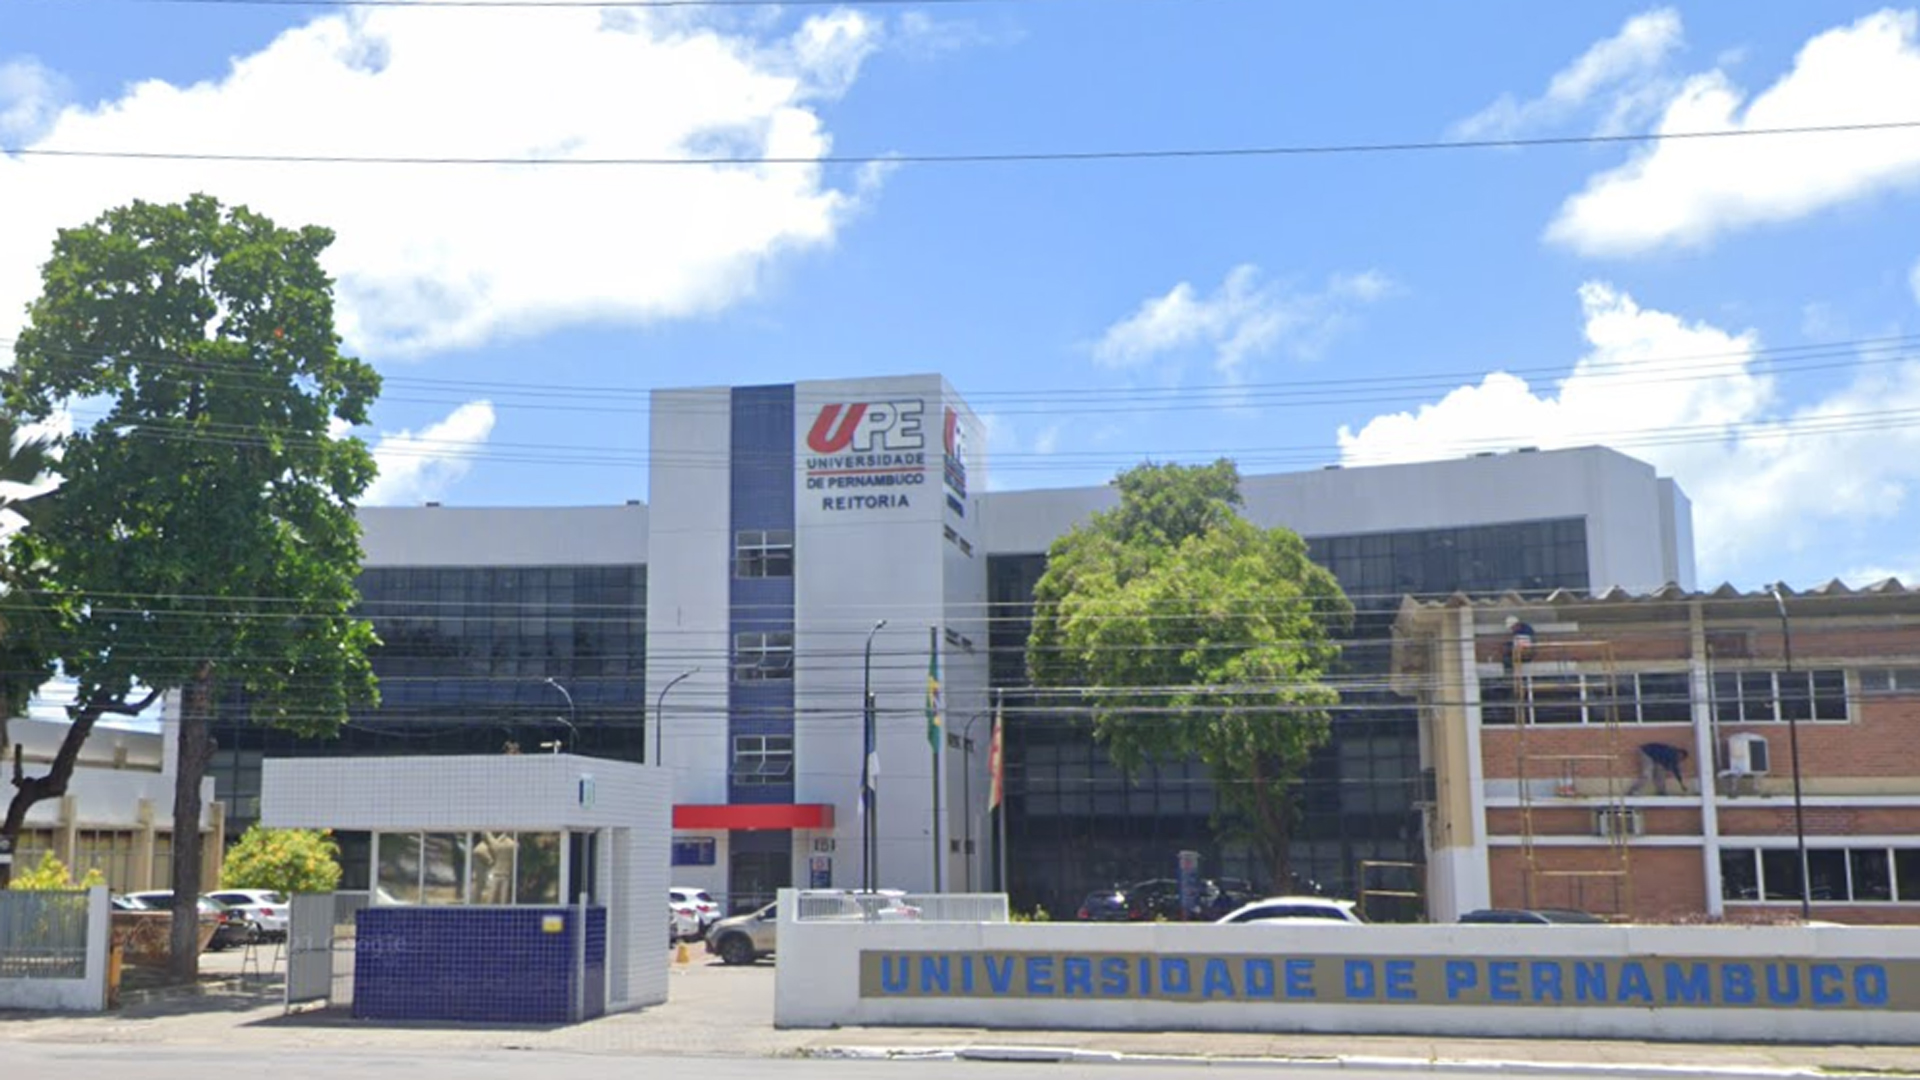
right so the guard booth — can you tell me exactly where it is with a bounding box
[263,754,669,1022]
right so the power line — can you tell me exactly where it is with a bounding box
[8,120,1919,168]
[49,0,1037,7]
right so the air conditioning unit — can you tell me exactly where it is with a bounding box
[1726,733,1771,776]
[1593,808,1645,839]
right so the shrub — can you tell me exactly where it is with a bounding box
[221,825,343,895]
[7,851,105,890]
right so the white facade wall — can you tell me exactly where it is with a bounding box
[359,504,648,567]
[791,376,989,895]
[8,718,212,832]
[645,388,733,810]
[983,446,1694,594]
[645,388,735,905]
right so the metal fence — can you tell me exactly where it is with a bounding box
[0,890,90,980]
[793,890,1009,924]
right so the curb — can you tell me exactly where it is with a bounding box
[802,1044,1909,1079]
[116,975,281,1010]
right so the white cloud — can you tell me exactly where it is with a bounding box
[0,4,883,358]
[1339,283,1920,577]
[362,400,497,505]
[1548,10,1920,256]
[0,56,67,141]
[1454,9,1683,139]
[890,12,1018,60]
[1093,265,1392,380]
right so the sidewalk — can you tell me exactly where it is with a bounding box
[2,956,1914,1076]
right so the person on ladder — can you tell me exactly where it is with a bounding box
[1630,742,1689,795]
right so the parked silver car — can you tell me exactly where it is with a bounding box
[706,901,778,966]
[706,890,921,965]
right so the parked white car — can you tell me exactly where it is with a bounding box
[1215,896,1364,925]
[669,886,721,937]
[670,903,701,944]
[207,889,291,940]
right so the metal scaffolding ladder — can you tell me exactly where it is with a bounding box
[1513,638,1635,919]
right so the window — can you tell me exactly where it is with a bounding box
[732,735,794,785]
[1852,850,1893,901]
[734,631,794,681]
[1720,849,1759,900]
[1721,846,1920,903]
[1712,669,1849,724]
[1859,667,1920,695]
[377,832,422,905]
[735,530,794,578]
[1479,671,1696,724]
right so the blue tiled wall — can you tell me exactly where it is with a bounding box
[353,906,607,1024]
[730,384,796,806]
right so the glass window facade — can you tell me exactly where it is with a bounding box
[208,564,648,835]
[1721,846,1920,904]
[989,517,1590,918]
[1711,670,1849,723]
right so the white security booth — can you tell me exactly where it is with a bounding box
[264,754,669,1020]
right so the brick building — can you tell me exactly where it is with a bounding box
[1392,582,1920,925]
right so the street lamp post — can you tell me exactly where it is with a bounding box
[959,708,992,892]
[654,668,700,767]
[862,619,888,893]
[543,677,578,754]
[1768,583,1813,923]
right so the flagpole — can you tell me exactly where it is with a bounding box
[863,619,886,893]
[994,688,1008,895]
[928,625,943,894]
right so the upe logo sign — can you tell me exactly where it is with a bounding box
[942,406,968,514]
[803,400,928,512]
[806,401,925,454]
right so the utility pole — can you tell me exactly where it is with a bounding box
[1769,584,1813,922]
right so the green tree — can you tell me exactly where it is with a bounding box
[0,392,65,890]
[4,194,381,979]
[221,825,343,895]
[7,850,104,891]
[1026,460,1353,889]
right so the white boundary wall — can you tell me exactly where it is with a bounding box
[0,886,111,1012]
[775,896,1920,1043]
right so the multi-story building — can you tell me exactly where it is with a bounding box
[212,373,1694,915]
[5,707,219,894]
[1392,584,1920,925]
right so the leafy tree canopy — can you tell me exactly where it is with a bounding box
[1026,460,1353,888]
[3,194,381,967]
[221,825,343,895]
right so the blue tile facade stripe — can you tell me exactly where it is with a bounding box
[352,906,607,1024]
[729,385,796,806]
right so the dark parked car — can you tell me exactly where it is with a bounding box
[1076,889,1131,921]
[1199,878,1258,919]
[127,890,255,950]
[1124,878,1184,921]
[1458,908,1605,925]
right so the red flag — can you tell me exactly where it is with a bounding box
[987,705,1005,811]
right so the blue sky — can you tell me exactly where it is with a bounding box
[7,1,1920,591]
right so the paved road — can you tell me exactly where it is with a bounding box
[0,1043,1618,1079]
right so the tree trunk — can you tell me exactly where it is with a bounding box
[1246,756,1294,894]
[167,665,216,983]
[3,700,114,891]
